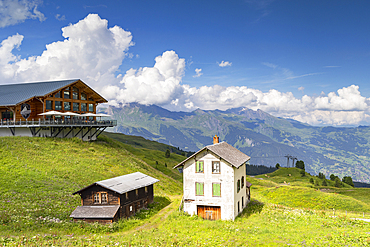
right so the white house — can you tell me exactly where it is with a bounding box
[174,135,252,221]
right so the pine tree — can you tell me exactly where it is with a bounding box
[165,149,170,158]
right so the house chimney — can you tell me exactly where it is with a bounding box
[213,135,219,144]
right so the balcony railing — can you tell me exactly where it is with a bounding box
[0,119,117,127]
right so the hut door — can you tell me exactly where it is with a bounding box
[197,205,221,220]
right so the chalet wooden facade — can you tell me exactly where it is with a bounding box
[0,79,116,141]
[0,79,106,122]
[70,172,159,223]
[174,135,252,221]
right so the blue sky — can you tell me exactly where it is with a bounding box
[1,0,370,126]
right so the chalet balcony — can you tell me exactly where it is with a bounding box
[0,119,117,128]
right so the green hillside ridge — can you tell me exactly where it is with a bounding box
[1,136,370,246]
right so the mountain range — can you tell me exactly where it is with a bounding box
[101,103,370,183]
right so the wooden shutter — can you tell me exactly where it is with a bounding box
[213,183,221,197]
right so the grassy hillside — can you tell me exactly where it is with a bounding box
[0,136,183,236]
[1,137,370,246]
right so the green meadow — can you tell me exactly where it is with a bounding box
[1,134,370,246]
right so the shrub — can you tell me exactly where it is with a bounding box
[342,176,354,187]
[322,179,327,186]
[295,160,305,170]
[309,178,314,184]
[275,163,280,169]
[334,177,342,188]
[165,149,170,158]
[300,169,305,177]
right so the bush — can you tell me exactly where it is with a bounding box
[295,160,305,170]
[322,179,327,186]
[318,172,325,179]
[334,177,342,188]
[330,174,336,181]
[342,176,354,187]
[309,178,314,184]
[165,149,170,158]
[275,163,280,169]
[300,169,305,177]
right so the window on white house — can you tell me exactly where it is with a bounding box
[212,183,221,197]
[212,161,220,174]
[195,182,204,196]
[237,179,241,193]
[241,176,244,188]
[196,161,204,173]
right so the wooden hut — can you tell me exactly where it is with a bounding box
[70,172,159,223]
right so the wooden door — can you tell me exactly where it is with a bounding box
[197,205,221,220]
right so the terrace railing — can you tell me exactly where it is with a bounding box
[0,119,117,127]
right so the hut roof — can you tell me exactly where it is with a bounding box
[70,205,119,219]
[73,172,159,195]
[174,141,250,169]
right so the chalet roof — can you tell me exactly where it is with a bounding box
[73,172,159,195]
[70,205,120,219]
[174,141,250,169]
[0,79,107,106]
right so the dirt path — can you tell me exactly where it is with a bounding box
[134,195,181,231]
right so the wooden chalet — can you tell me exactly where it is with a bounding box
[0,79,116,140]
[70,172,159,224]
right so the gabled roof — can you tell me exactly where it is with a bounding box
[70,205,120,219]
[73,172,159,195]
[174,142,250,169]
[0,79,107,106]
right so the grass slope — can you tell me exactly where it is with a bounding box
[1,137,370,246]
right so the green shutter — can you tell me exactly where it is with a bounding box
[196,182,204,195]
[196,161,204,173]
[196,161,199,172]
[213,183,221,197]
[200,161,204,172]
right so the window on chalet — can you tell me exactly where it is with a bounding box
[212,183,221,197]
[81,103,87,112]
[136,189,139,197]
[64,102,71,111]
[88,104,94,112]
[46,100,52,110]
[73,87,79,100]
[73,102,80,111]
[81,92,87,101]
[64,88,70,99]
[1,111,13,120]
[196,161,204,173]
[55,91,61,98]
[237,179,240,193]
[89,97,94,101]
[241,176,244,188]
[55,101,62,111]
[212,161,220,174]
[195,182,204,196]
[145,186,148,193]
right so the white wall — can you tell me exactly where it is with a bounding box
[233,164,247,219]
[182,150,237,220]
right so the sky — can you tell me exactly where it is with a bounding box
[1,0,370,126]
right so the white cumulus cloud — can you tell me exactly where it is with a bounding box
[218,61,232,67]
[193,68,203,78]
[0,0,46,28]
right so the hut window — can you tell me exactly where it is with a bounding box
[136,189,139,197]
[212,161,220,174]
[55,101,62,111]
[73,102,80,111]
[55,91,61,98]
[64,102,71,111]
[125,192,128,200]
[212,183,221,197]
[81,92,87,101]
[94,194,99,203]
[46,100,52,110]
[130,206,133,212]
[81,103,87,112]
[145,186,148,193]
[1,111,13,120]
[195,182,204,196]
[101,193,108,204]
[88,104,94,112]
[195,161,204,173]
